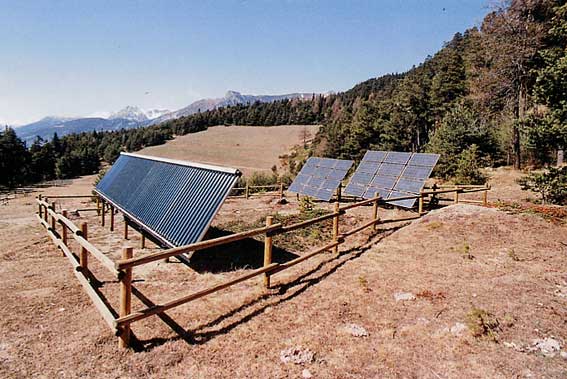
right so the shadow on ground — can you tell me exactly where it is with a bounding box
[187,227,299,274]
[128,224,408,352]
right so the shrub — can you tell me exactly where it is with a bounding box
[454,145,487,185]
[466,307,500,341]
[427,104,499,179]
[517,166,567,205]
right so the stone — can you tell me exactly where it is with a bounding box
[343,323,369,337]
[394,292,415,301]
[302,369,313,378]
[530,337,562,357]
[450,322,467,336]
[280,347,315,365]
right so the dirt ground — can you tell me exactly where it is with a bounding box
[139,125,320,176]
[0,168,566,378]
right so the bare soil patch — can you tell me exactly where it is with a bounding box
[0,169,566,378]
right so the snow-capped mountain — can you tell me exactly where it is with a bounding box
[109,106,171,122]
[149,90,315,125]
[15,90,317,144]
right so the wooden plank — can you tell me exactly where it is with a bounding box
[116,223,283,270]
[115,263,280,326]
[57,212,81,235]
[278,211,342,235]
[41,195,94,199]
[45,225,117,330]
[73,235,118,275]
[341,218,378,238]
[271,240,341,274]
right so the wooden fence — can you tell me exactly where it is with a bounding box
[36,183,490,349]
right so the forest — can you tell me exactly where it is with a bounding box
[1,0,565,188]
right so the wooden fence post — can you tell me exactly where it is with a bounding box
[454,188,459,204]
[38,195,43,217]
[337,184,342,203]
[101,200,106,227]
[141,233,146,249]
[279,181,284,199]
[332,202,340,254]
[51,202,56,231]
[418,192,424,215]
[245,184,249,199]
[263,216,274,289]
[124,218,129,240]
[372,193,379,231]
[119,247,133,348]
[43,197,49,222]
[482,183,488,206]
[61,210,68,247]
[96,197,101,216]
[110,205,115,232]
[80,223,89,276]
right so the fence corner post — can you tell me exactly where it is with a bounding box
[332,202,340,254]
[119,246,133,349]
[454,187,460,204]
[263,216,274,289]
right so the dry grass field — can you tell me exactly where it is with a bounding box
[139,125,320,176]
[1,168,566,378]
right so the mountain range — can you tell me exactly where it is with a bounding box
[15,91,315,144]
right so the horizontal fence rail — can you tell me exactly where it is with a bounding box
[35,183,490,349]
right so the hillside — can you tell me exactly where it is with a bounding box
[0,170,566,377]
[139,124,319,175]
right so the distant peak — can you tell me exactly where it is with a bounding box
[224,90,242,98]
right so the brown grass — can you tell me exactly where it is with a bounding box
[0,169,566,378]
[139,124,320,176]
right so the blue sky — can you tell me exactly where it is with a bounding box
[0,0,490,125]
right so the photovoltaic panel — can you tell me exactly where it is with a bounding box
[384,151,412,165]
[394,178,424,194]
[387,191,417,208]
[288,157,354,201]
[344,151,440,209]
[377,163,405,177]
[95,153,241,248]
[364,150,388,162]
[401,165,433,180]
[408,153,439,167]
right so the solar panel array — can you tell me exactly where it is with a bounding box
[95,153,241,248]
[344,151,439,208]
[288,157,354,201]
